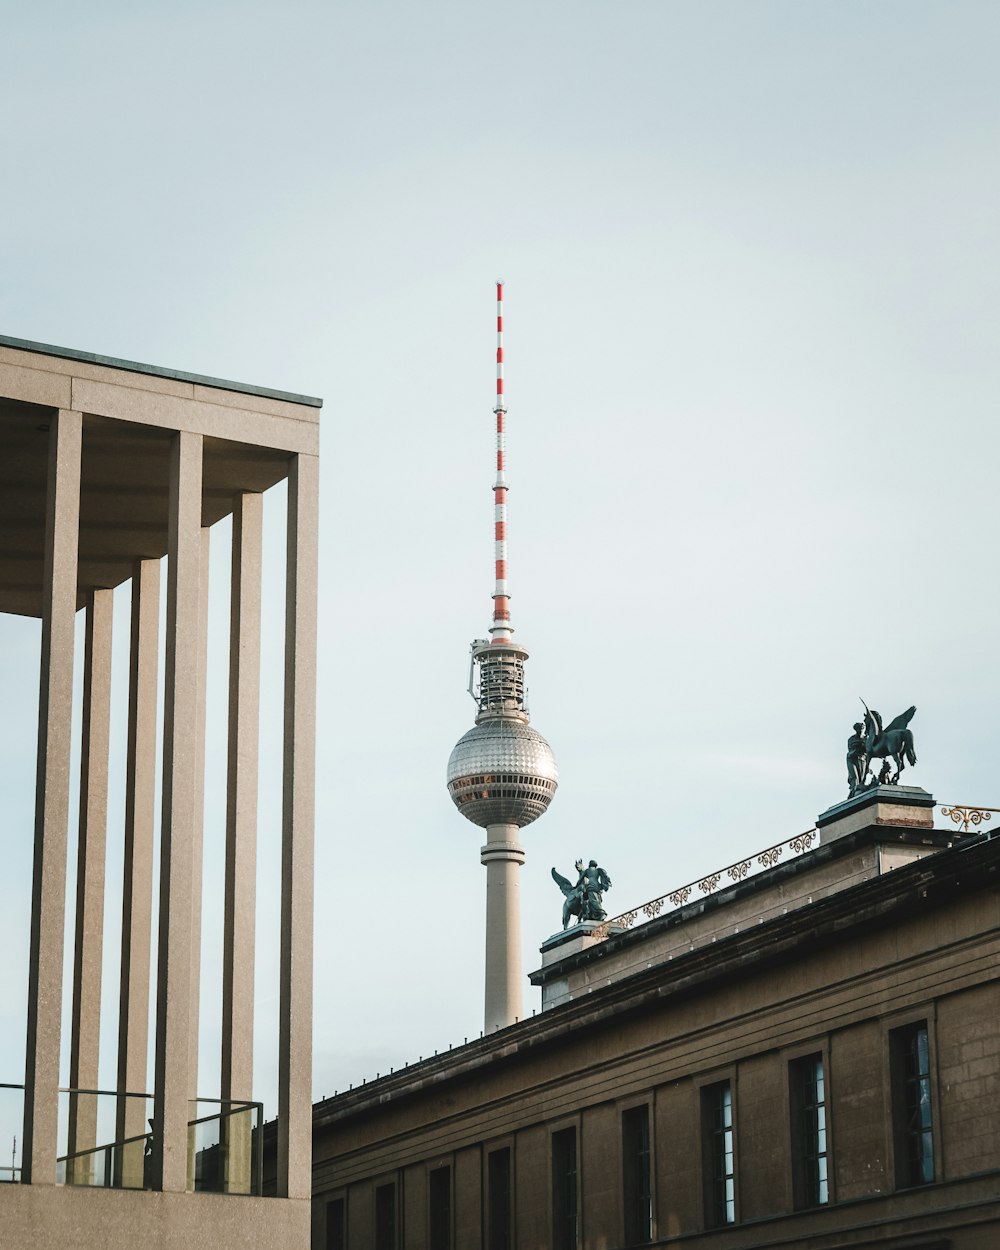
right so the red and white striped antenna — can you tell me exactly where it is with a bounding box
[491,280,513,643]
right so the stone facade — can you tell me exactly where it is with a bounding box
[311,818,1000,1249]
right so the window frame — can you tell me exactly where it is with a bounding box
[886,1014,937,1190]
[620,1098,654,1246]
[324,1191,347,1250]
[788,1049,831,1210]
[428,1159,453,1250]
[484,1139,515,1250]
[550,1120,580,1250]
[700,1076,737,1229]
[373,1174,399,1250]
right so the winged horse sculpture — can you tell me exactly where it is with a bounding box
[551,860,612,928]
[861,701,917,785]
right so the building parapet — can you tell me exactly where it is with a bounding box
[591,825,821,943]
[531,793,975,1009]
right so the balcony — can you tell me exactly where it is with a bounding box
[1,1085,262,1195]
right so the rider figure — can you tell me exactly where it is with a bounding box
[554,858,614,927]
[847,721,868,796]
[576,860,612,921]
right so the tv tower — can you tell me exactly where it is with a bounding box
[447,282,558,1034]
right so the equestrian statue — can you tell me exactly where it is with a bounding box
[847,701,917,797]
[551,859,612,928]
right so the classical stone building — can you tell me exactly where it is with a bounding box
[0,335,319,1248]
[310,789,1000,1249]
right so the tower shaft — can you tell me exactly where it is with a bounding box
[481,824,525,1032]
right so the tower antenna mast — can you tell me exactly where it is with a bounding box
[492,280,512,642]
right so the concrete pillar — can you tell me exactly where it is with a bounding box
[116,557,160,1188]
[23,408,83,1186]
[221,491,262,1194]
[152,431,203,1193]
[67,587,114,1183]
[188,527,210,1095]
[278,454,318,1200]
[184,526,210,1193]
[481,822,526,1033]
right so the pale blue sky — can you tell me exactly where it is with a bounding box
[1,1,998,1122]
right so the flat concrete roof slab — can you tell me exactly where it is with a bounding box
[0,334,322,408]
[0,339,314,616]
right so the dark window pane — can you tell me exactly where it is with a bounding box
[891,1021,934,1187]
[552,1128,578,1250]
[623,1105,652,1245]
[326,1197,346,1250]
[375,1182,396,1250]
[488,1148,511,1250]
[429,1165,452,1250]
[701,1082,735,1227]
[790,1054,829,1208]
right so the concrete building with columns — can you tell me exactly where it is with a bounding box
[0,335,318,1247]
[309,787,1000,1249]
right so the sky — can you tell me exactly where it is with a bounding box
[0,0,999,1135]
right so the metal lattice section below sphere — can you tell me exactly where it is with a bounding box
[447,718,558,828]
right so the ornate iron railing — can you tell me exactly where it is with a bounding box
[590,828,819,942]
[939,804,999,835]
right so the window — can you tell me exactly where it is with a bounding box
[487,1148,512,1250]
[429,1165,452,1250]
[622,1105,652,1245]
[552,1128,578,1250]
[326,1197,346,1250]
[702,1081,735,1227]
[891,1021,934,1187]
[790,1054,829,1208]
[375,1182,397,1250]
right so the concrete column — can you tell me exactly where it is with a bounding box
[23,408,82,1186]
[221,491,262,1194]
[481,822,526,1033]
[183,526,209,1193]
[278,454,318,1200]
[116,557,160,1188]
[67,587,114,1183]
[152,431,203,1193]
[188,528,210,1104]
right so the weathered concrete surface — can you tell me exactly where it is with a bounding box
[0,1186,309,1250]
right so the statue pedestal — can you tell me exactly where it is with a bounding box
[817,785,936,844]
[539,920,622,967]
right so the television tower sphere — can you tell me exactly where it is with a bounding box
[447,644,558,829]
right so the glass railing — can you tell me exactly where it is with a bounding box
[52,1089,262,1194]
[188,1098,263,1196]
[56,1089,153,1189]
[0,1084,23,1183]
